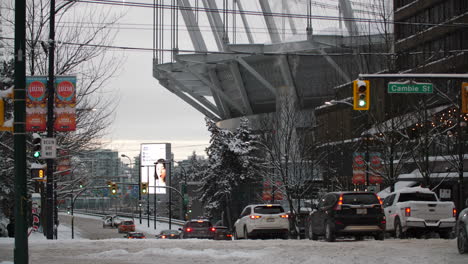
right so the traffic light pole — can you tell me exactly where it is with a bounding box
[14,0,29,262]
[45,0,56,240]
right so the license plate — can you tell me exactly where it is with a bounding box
[267,218,275,222]
[356,208,367,215]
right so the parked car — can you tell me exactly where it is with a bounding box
[118,220,136,233]
[180,219,216,239]
[306,192,385,242]
[382,187,456,238]
[156,229,181,239]
[233,204,289,239]
[124,232,146,239]
[457,207,468,254]
[213,226,233,240]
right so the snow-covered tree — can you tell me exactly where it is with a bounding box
[199,117,260,226]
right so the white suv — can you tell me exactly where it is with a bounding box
[233,204,289,239]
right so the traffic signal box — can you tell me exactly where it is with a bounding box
[353,80,370,111]
[31,168,45,179]
[141,182,148,194]
[110,183,118,195]
[462,82,468,114]
[32,137,42,158]
[0,88,13,131]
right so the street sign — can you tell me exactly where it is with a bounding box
[387,82,433,94]
[41,138,56,159]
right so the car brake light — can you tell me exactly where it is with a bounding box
[250,215,261,219]
[210,227,216,232]
[161,235,166,239]
[280,214,288,218]
[227,234,233,237]
[453,208,457,217]
[333,195,343,210]
[186,228,192,232]
[405,207,411,217]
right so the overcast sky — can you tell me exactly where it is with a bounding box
[96,2,211,161]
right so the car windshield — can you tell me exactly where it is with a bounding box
[398,192,437,202]
[342,193,379,205]
[187,221,211,228]
[161,230,179,235]
[253,206,284,214]
[122,221,134,225]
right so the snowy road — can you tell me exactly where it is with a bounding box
[1,235,466,264]
[0,214,466,264]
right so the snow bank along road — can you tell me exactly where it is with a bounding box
[1,236,466,264]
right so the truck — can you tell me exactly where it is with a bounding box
[382,187,457,238]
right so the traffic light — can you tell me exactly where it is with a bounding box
[462,82,468,114]
[110,183,118,195]
[31,168,45,179]
[79,181,84,188]
[0,87,13,131]
[106,180,113,188]
[353,80,370,110]
[32,135,42,158]
[141,182,148,194]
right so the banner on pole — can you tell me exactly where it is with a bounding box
[54,76,76,131]
[26,76,47,132]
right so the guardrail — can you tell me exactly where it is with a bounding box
[64,209,185,226]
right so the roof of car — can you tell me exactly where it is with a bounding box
[247,204,284,207]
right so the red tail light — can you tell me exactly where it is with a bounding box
[210,227,216,232]
[333,195,343,210]
[250,215,261,219]
[186,228,192,232]
[227,234,233,237]
[335,220,343,225]
[280,214,289,218]
[161,235,167,239]
[453,208,457,217]
[405,207,411,217]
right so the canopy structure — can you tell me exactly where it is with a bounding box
[152,0,392,126]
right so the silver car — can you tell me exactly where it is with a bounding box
[458,207,468,254]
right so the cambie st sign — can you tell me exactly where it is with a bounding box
[387,82,433,94]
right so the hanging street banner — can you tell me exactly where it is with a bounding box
[387,82,433,94]
[54,76,77,131]
[26,76,48,131]
[369,152,384,184]
[352,152,366,185]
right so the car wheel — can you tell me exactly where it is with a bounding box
[308,223,318,241]
[374,232,385,241]
[325,221,335,242]
[244,226,250,239]
[458,225,468,254]
[394,218,406,239]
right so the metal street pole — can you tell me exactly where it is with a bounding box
[14,0,29,262]
[45,0,56,240]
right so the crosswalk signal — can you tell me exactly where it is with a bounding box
[110,182,118,195]
[353,80,370,110]
[141,182,148,194]
[462,82,468,114]
[32,135,42,158]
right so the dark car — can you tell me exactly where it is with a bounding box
[213,226,233,240]
[180,219,216,239]
[156,229,181,239]
[306,192,386,242]
[457,207,468,254]
[124,232,146,239]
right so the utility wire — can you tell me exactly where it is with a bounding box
[69,0,468,29]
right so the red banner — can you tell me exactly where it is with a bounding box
[26,77,48,132]
[54,77,77,131]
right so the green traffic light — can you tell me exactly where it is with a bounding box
[33,151,41,158]
[358,100,366,107]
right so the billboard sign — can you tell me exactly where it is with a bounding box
[140,143,171,194]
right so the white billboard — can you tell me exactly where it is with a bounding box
[140,143,171,194]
